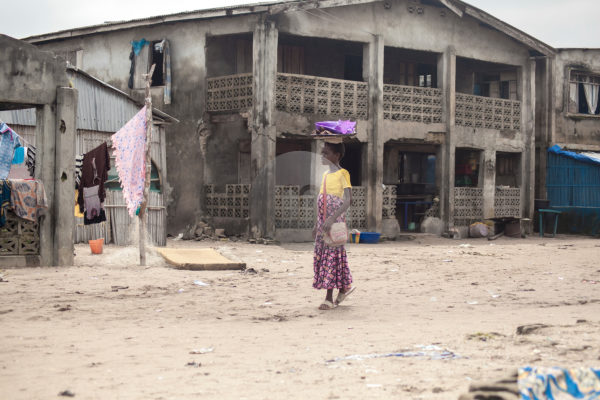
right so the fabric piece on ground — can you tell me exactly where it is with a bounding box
[0,122,22,179]
[313,193,352,290]
[0,180,11,227]
[111,106,147,217]
[519,366,600,400]
[326,345,460,363]
[10,179,48,222]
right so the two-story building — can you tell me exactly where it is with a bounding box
[25,0,555,239]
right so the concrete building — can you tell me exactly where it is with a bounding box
[534,48,600,234]
[24,0,556,238]
[536,48,600,198]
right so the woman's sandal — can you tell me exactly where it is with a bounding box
[335,286,356,305]
[318,300,336,310]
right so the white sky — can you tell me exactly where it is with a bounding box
[2,0,599,48]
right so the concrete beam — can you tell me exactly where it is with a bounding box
[36,105,56,267]
[440,47,456,229]
[54,87,77,266]
[365,35,384,232]
[250,18,278,239]
[523,60,536,220]
[482,149,496,218]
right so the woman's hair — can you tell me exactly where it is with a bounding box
[325,142,345,160]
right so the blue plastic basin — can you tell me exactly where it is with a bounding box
[359,232,381,243]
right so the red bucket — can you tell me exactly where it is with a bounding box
[89,238,104,254]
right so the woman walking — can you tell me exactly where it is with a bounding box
[312,142,356,310]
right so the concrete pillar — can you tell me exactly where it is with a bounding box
[440,47,456,229]
[482,149,496,218]
[250,18,278,238]
[364,35,384,232]
[36,105,56,267]
[522,60,536,220]
[54,87,77,266]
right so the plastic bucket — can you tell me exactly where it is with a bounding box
[89,238,104,254]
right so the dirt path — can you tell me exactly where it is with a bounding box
[1,234,599,399]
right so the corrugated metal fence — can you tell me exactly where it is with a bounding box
[547,152,600,207]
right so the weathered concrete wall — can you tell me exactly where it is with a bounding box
[275,0,531,67]
[0,35,69,106]
[553,49,600,149]
[204,115,249,188]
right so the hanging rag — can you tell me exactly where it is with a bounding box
[82,184,106,225]
[77,143,110,215]
[10,179,48,222]
[131,38,149,56]
[163,40,172,104]
[11,146,25,164]
[25,144,36,177]
[128,48,136,89]
[0,122,22,179]
[0,180,11,227]
[8,146,31,179]
[74,190,84,218]
[74,154,83,188]
[111,106,147,217]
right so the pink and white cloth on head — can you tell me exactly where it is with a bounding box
[111,106,147,217]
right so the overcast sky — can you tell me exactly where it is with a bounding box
[2,0,598,48]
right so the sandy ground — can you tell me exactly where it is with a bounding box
[1,234,599,400]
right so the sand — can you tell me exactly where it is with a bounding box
[0,234,599,399]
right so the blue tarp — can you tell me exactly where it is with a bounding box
[548,144,600,166]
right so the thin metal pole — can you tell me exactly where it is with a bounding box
[139,64,155,266]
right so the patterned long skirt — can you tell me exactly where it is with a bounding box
[313,193,353,290]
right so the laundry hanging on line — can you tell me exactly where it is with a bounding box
[10,179,48,222]
[76,142,110,225]
[0,121,22,179]
[111,106,148,218]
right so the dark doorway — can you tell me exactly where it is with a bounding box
[340,142,363,186]
[344,55,363,82]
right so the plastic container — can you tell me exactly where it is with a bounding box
[350,232,360,243]
[358,232,381,243]
[89,238,104,254]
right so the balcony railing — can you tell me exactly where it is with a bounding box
[276,73,369,120]
[383,84,442,123]
[206,73,253,112]
[456,93,521,131]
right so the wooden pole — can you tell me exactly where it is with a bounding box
[139,64,156,266]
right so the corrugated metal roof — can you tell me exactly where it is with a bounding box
[0,68,177,131]
[70,70,141,132]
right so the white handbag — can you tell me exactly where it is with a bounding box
[322,173,348,246]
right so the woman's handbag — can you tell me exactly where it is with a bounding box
[322,173,348,246]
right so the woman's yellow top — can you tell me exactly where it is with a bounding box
[320,169,352,199]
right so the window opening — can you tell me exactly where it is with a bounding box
[570,71,600,115]
[455,149,481,187]
[150,40,165,86]
[344,55,363,82]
